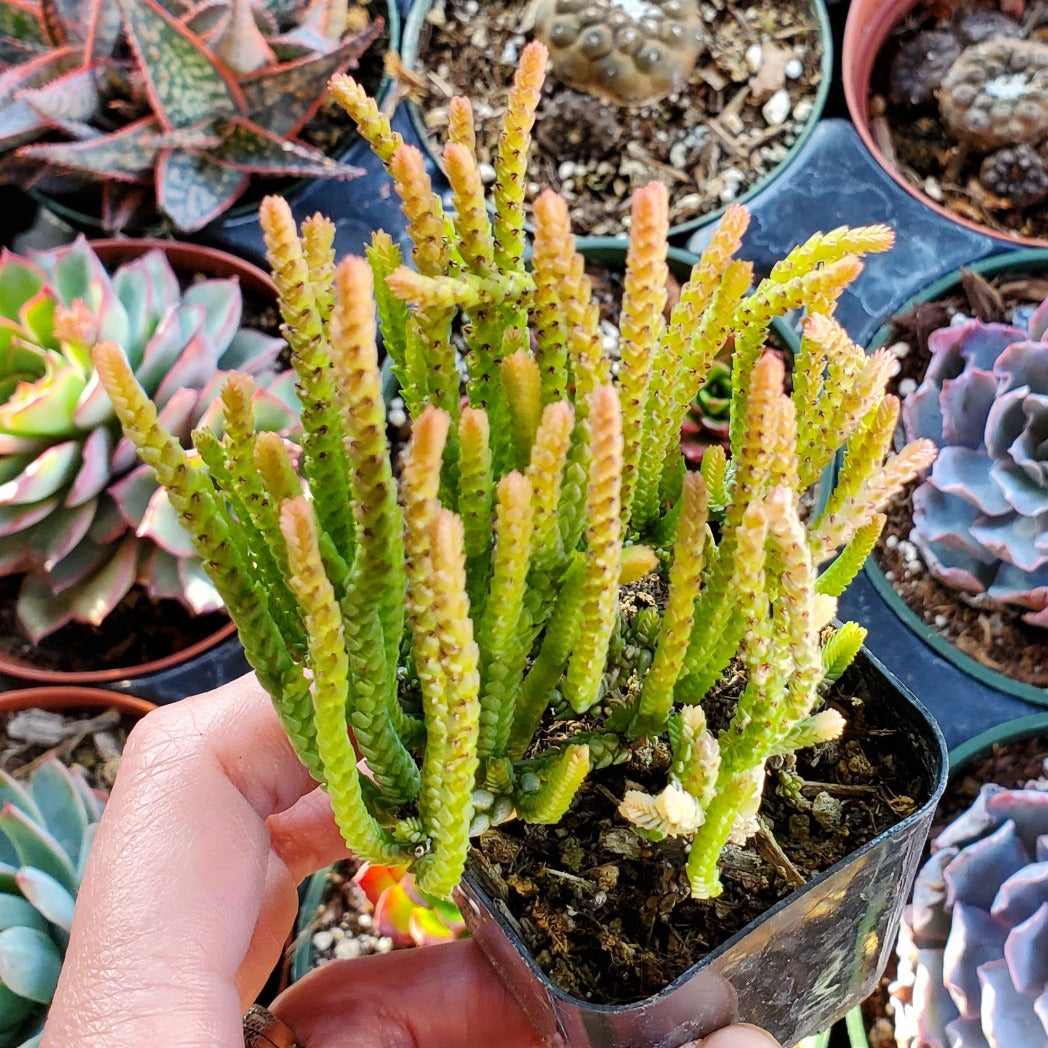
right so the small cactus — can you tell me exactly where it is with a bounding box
[0,237,297,642]
[891,783,1048,1048]
[0,758,103,1048]
[901,294,1048,629]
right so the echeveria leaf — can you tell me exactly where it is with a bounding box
[15,867,76,933]
[0,440,79,504]
[1004,901,1048,996]
[942,902,1007,1017]
[980,957,1048,1046]
[0,926,61,1004]
[64,426,112,506]
[26,759,87,864]
[181,278,241,352]
[0,896,47,935]
[116,0,243,130]
[0,805,76,892]
[944,820,1030,912]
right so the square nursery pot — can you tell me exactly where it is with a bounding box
[454,647,948,1048]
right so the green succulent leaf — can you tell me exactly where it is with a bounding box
[0,897,47,936]
[0,776,42,829]
[240,20,382,137]
[116,0,243,130]
[0,980,36,1045]
[0,926,61,1005]
[156,150,248,233]
[0,806,76,894]
[211,118,363,179]
[26,759,87,866]
[0,257,46,320]
[15,868,76,933]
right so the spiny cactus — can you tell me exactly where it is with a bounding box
[0,236,297,643]
[0,0,381,232]
[0,758,102,1048]
[901,296,1048,629]
[890,784,1048,1048]
[95,41,934,902]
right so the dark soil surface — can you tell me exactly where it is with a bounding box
[469,664,926,1005]
[0,575,229,675]
[869,0,1048,243]
[408,0,824,236]
[874,268,1048,688]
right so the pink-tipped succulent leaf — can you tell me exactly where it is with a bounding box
[353,862,466,947]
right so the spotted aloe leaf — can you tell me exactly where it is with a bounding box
[156,149,249,232]
[19,116,162,181]
[0,0,45,47]
[116,0,244,128]
[240,19,382,137]
[0,47,81,150]
[212,118,364,177]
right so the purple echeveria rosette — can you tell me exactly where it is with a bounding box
[891,784,1048,1048]
[901,298,1048,629]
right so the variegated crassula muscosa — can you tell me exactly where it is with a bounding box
[95,41,936,903]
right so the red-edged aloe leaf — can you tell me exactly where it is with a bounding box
[17,533,139,639]
[0,46,81,150]
[39,0,85,46]
[146,121,222,151]
[0,0,45,46]
[182,0,230,39]
[65,427,113,506]
[45,531,108,594]
[155,148,248,232]
[16,867,76,933]
[240,19,382,137]
[211,117,364,179]
[0,440,79,504]
[84,0,122,62]
[0,803,77,891]
[17,115,162,181]
[23,69,101,140]
[210,0,275,75]
[116,0,244,130]
[137,485,195,557]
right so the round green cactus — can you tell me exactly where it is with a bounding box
[0,236,297,643]
[0,757,103,1048]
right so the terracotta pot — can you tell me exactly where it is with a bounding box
[0,686,156,719]
[842,0,1048,249]
[0,239,265,689]
[456,648,948,1048]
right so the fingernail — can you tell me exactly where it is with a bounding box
[688,1023,783,1048]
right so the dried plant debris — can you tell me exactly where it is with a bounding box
[871,0,1048,240]
[410,0,823,235]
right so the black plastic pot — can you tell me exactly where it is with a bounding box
[399,0,833,243]
[455,647,948,1048]
[839,250,1048,745]
[840,710,1048,1048]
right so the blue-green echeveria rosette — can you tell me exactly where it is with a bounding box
[901,298,1048,629]
[0,236,297,644]
[890,783,1048,1048]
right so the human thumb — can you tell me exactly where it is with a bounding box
[683,1023,783,1048]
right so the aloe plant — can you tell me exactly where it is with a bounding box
[0,758,103,1048]
[0,0,381,232]
[0,236,297,643]
[95,43,935,902]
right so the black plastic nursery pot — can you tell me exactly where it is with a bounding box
[840,710,1048,1048]
[399,0,833,242]
[856,248,1048,713]
[455,647,948,1048]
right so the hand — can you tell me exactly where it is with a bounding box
[43,673,781,1048]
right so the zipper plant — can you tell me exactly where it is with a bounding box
[0,0,381,233]
[93,36,937,992]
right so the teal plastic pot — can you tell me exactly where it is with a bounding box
[841,711,1048,1047]
[860,248,1048,708]
[399,0,833,241]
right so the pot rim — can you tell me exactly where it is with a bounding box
[459,644,948,1018]
[842,0,1048,250]
[862,247,1048,707]
[28,0,402,237]
[0,236,258,686]
[399,0,834,241]
[0,685,156,718]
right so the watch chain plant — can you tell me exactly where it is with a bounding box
[0,758,103,1048]
[94,41,936,902]
[890,784,1048,1047]
[0,0,381,232]
[0,236,297,642]
[901,300,1048,629]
